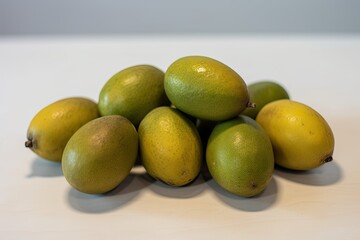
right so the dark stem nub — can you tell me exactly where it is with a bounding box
[247,102,256,109]
[25,140,33,148]
[324,156,333,163]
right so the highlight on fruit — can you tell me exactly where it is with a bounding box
[25,55,335,198]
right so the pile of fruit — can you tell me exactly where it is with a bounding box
[25,56,335,197]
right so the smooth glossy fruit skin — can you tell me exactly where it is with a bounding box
[98,65,168,126]
[138,106,202,186]
[256,99,335,170]
[206,116,274,197]
[25,97,99,162]
[242,81,290,119]
[164,56,249,121]
[62,116,138,194]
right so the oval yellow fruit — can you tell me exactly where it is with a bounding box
[256,99,335,170]
[138,106,202,186]
[98,65,169,126]
[164,56,250,121]
[25,97,99,162]
[62,115,138,194]
[206,115,274,197]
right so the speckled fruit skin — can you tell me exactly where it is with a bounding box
[138,106,202,186]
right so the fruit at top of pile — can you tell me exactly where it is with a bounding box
[242,81,290,119]
[25,97,99,162]
[138,106,202,186]
[206,115,274,197]
[164,56,250,121]
[98,65,169,126]
[256,99,335,170]
[62,115,138,194]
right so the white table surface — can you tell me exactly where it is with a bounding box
[1,35,360,240]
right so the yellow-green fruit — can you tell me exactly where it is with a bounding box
[98,65,168,126]
[25,97,99,162]
[164,56,250,121]
[256,99,335,170]
[138,106,202,186]
[62,115,138,194]
[206,115,274,197]
[242,81,290,119]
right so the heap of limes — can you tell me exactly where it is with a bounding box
[25,56,335,197]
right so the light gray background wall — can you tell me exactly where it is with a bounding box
[1,0,359,35]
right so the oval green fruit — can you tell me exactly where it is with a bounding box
[206,115,274,197]
[256,99,335,170]
[62,115,138,194]
[164,56,250,121]
[98,65,169,126]
[25,97,99,162]
[242,81,290,119]
[138,106,202,186]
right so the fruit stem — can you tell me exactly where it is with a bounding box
[25,140,33,148]
[247,102,256,108]
[324,156,333,163]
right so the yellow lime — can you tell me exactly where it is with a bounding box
[138,106,202,186]
[25,97,99,162]
[256,99,335,170]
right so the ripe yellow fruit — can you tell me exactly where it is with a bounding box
[206,116,274,197]
[164,56,250,121]
[62,116,138,194]
[25,97,99,162]
[98,65,169,126]
[138,106,202,186]
[256,99,335,170]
